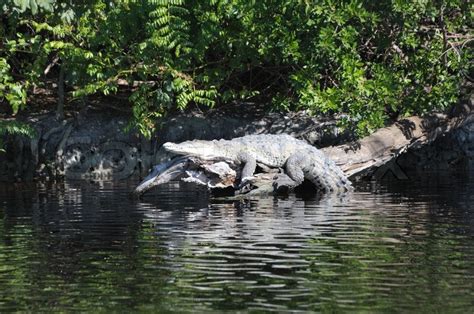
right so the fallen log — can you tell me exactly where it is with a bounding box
[133,154,292,196]
[322,100,473,178]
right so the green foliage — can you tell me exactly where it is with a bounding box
[0,0,472,137]
[0,120,36,152]
[0,58,27,114]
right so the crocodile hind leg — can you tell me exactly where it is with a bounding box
[272,172,300,194]
[285,153,332,193]
[284,154,305,186]
[285,153,352,193]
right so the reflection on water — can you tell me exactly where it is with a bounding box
[0,172,473,312]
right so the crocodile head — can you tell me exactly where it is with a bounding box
[133,157,189,195]
[163,140,227,160]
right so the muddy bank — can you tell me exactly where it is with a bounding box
[1,99,473,182]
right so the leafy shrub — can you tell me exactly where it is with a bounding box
[0,0,472,138]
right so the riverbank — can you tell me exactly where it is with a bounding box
[1,94,473,182]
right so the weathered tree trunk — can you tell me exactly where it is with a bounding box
[56,64,65,121]
[322,100,473,178]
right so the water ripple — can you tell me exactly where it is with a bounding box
[0,172,473,312]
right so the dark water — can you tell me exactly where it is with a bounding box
[0,171,473,312]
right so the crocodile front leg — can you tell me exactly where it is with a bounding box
[236,151,257,190]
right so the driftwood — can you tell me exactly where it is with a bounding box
[135,99,473,196]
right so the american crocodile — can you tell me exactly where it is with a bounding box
[135,134,352,195]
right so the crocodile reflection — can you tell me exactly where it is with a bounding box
[135,173,474,260]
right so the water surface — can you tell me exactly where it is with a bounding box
[0,171,473,312]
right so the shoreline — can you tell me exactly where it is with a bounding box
[1,99,473,183]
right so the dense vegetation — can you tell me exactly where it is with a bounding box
[0,0,472,143]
